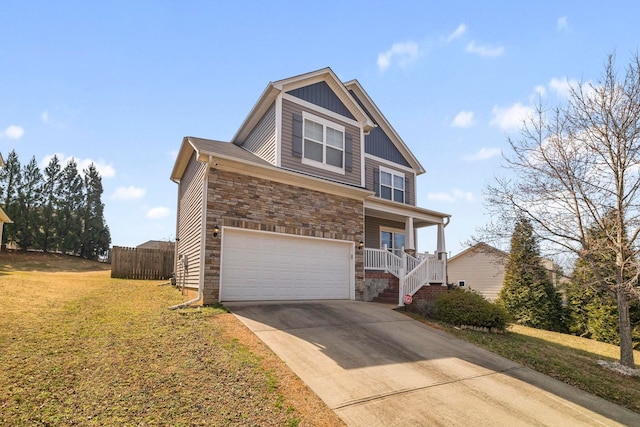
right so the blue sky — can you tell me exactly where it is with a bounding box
[2,1,640,256]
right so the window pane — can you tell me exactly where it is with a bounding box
[304,120,323,142]
[380,186,391,200]
[326,127,343,148]
[394,189,404,203]
[381,231,392,250]
[394,175,404,189]
[326,146,343,168]
[304,139,323,162]
[381,171,392,186]
[394,233,405,250]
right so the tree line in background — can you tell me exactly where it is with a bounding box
[497,216,640,350]
[0,149,111,260]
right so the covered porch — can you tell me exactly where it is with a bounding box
[363,198,450,305]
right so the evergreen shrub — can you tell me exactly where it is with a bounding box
[435,288,511,330]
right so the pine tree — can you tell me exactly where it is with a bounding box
[58,159,84,255]
[80,164,110,259]
[498,217,566,331]
[0,150,22,245]
[39,155,62,252]
[566,213,640,348]
[15,157,43,250]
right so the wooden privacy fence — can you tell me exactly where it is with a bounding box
[110,246,175,280]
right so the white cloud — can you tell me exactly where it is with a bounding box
[446,24,467,42]
[147,207,171,219]
[3,125,24,140]
[548,76,579,98]
[490,103,534,130]
[377,41,419,72]
[464,147,501,161]
[41,111,50,124]
[41,153,116,179]
[557,16,569,31]
[112,186,146,200]
[534,85,547,97]
[428,189,475,203]
[466,41,504,58]
[451,110,475,128]
[169,149,178,160]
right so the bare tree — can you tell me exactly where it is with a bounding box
[483,53,640,368]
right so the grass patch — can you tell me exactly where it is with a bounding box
[0,252,341,426]
[411,315,640,413]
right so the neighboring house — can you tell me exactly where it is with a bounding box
[447,243,507,301]
[0,152,12,250]
[448,242,562,302]
[170,68,451,306]
[137,240,175,251]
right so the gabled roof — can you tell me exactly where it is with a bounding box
[448,242,508,263]
[171,136,272,182]
[344,79,426,175]
[0,206,12,223]
[231,67,376,144]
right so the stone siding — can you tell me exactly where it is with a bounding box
[202,168,365,304]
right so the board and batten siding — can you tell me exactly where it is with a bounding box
[364,157,415,206]
[447,249,506,301]
[240,101,277,164]
[176,152,208,290]
[365,216,405,249]
[281,98,362,186]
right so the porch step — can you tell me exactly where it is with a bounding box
[372,288,399,304]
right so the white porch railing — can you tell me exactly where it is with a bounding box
[363,248,404,278]
[364,248,446,306]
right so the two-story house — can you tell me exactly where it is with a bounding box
[170,68,450,306]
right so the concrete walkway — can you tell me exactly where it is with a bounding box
[226,300,640,426]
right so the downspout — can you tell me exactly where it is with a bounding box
[170,155,213,310]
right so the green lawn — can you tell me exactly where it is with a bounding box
[412,315,640,413]
[0,251,342,426]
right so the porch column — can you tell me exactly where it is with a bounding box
[436,222,446,260]
[405,217,415,250]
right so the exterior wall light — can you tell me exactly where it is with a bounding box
[358,241,364,250]
[213,225,220,238]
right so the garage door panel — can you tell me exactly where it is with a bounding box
[220,228,352,301]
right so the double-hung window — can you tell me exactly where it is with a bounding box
[381,228,405,255]
[379,167,405,203]
[302,112,345,174]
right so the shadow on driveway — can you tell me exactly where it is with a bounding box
[226,300,640,426]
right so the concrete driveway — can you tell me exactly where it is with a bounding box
[226,300,640,426]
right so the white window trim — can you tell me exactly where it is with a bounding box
[380,227,405,251]
[458,280,466,287]
[379,166,405,203]
[301,111,346,175]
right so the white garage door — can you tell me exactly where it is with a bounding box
[220,228,353,301]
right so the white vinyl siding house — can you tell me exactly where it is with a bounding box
[447,244,507,301]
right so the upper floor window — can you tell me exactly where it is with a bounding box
[379,167,405,203]
[302,112,345,174]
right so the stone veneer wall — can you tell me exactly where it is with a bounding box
[202,168,365,304]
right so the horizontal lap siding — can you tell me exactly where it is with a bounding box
[364,158,415,205]
[241,101,277,164]
[447,250,506,301]
[281,98,361,186]
[176,153,207,290]
[365,216,405,249]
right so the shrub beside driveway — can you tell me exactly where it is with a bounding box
[0,252,343,426]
